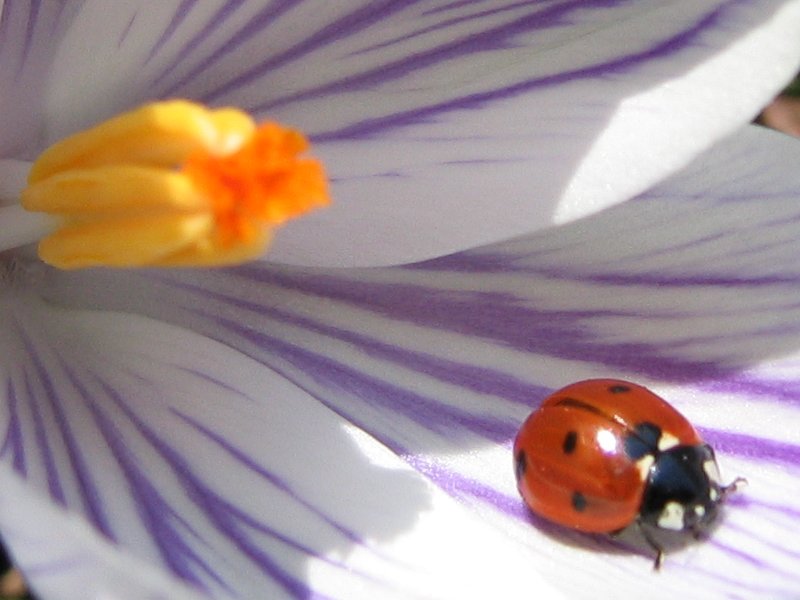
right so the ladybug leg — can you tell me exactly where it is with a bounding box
[635,520,665,570]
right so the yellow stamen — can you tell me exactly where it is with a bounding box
[21,100,329,269]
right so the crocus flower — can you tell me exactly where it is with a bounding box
[1,2,800,599]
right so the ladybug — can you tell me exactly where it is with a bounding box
[513,379,744,568]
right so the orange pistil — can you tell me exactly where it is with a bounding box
[183,123,328,248]
[21,100,331,269]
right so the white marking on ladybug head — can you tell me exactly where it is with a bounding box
[657,432,680,451]
[693,505,706,518]
[709,487,719,502]
[657,501,686,531]
[704,459,722,485]
[635,454,655,481]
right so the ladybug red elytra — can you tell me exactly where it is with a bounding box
[513,379,744,568]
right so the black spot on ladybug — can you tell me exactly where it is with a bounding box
[555,397,607,418]
[623,422,662,460]
[563,430,578,454]
[555,397,628,429]
[572,491,587,512]
[515,449,527,481]
[608,384,631,394]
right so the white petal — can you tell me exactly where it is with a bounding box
[38,125,800,596]
[38,1,225,142]
[0,2,83,159]
[0,159,31,206]
[33,1,800,266]
[266,2,800,266]
[0,466,206,600]
[0,297,562,599]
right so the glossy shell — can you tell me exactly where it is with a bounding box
[513,379,703,533]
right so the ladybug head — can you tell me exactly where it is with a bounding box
[639,444,739,536]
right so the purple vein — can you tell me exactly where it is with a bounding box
[158,273,551,408]
[16,344,116,537]
[16,0,40,80]
[250,1,731,138]
[228,265,731,382]
[225,0,624,113]
[191,1,422,104]
[117,11,137,48]
[87,394,226,593]
[700,428,800,467]
[145,0,195,65]
[154,0,295,91]
[96,377,340,599]
[172,409,370,548]
[353,0,619,57]
[0,378,26,475]
[21,365,65,505]
[188,302,515,443]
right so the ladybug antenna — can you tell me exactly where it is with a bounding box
[721,476,747,500]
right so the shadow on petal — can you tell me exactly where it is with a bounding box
[0,300,443,598]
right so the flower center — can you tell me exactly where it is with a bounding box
[20,101,329,269]
[182,122,327,249]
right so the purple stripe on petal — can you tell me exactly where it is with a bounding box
[402,252,548,274]
[96,378,341,599]
[700,428,800,466]
[46,0,69,36]
[173,409,368,547]
[154,0,295,90]
[0,379,26,475]
[117,11,137,48]
[411,447,799,585]
[17,0,40,79]
[196,1,422,105]
[360,0,626,62]
[0,4,12,47]
[193,306,515,443]
[355,1,556,56]
[232,266,727,382]
[161,274,551,407]
[724,520,800,562]
[19,352,117,538]
[698,376,800,407]
[406,454,525,520]
[300,2,739,140]
[176,366,257,403]
[87,394,226,593]
[709,538,772,570]
[145,0,194,64]
[0,0,38,80]
[260,0,621,111]
[407,250,800,287]
[540,269,797,289]
[153,0,245,83]
[742,497,800,521]
[22,367,66,505]
[421,0,549,19]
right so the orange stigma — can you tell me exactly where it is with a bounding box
[21,101,330,269]
[183,123,328,248]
